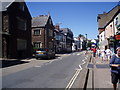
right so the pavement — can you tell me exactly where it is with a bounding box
[86,55,120,90]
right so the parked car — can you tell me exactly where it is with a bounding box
[35,48,55,59]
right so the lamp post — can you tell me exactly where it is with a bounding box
[85,34,87,54]
[85,34,87,49]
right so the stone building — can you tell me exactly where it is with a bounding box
[1,1,32,59]
[32,14,55,51]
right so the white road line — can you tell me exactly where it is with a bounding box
[34,65,41,67]
[72,53,76,55]
[60,57,63,59]
[65,69,81,90]
[79,65,82,70]
[68,69,80,89]
[65,56,88,90]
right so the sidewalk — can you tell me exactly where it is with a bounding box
[87,56,115,89]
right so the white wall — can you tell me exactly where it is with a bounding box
[114,13,120,35]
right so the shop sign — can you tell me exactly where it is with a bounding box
[115,35,120,40]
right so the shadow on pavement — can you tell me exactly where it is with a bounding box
[2,60,29,68]
[96,64,110,69]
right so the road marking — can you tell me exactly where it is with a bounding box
[77,54,80,55]
[34,65,41,68]
[60,57,63,59]
[72,53,76,55]
[65,69,81,90]
[65,56,88,90]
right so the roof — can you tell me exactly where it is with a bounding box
[60,28,73,35]
[97,5,120,29]
[1,1,14,11]
[1,0,24,11]
[32,15,49,27]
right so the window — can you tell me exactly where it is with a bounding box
[16,17,26,30]
[3,15,9,32]
[115,17,118,25]
[34,29,41,35]
[33,42,42,48]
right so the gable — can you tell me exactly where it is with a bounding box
[1,0,31,18]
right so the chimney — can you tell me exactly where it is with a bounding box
[55,24,60,30]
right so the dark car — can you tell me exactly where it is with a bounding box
[35,48,55,59]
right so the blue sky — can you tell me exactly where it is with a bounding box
[25,2,118,39]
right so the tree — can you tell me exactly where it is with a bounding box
[78,34,84,38]
[87,41,92,48]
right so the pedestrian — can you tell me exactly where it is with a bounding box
[101,49,105,61]
[97,48,101,57]
[105,48,112,61]
[109,47,120,90]
[92,47,96,57]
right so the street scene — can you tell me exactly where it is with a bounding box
[1,0,120,90]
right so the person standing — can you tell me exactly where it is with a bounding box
[110,47,120,90]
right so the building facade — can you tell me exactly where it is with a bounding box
[1,1,32,59]
[61,28,73,53]
[97,5,120,53]
[32,14,55,52]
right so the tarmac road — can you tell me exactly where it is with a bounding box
[2,51,90,88]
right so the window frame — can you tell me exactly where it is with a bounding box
[33,29,41,36]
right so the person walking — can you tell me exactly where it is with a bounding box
[110,47,120,90]
[92,47,96,57]
[105,48,112,61]
[97,48,101,57]
[101,49,105,61]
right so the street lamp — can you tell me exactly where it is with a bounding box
[85,34,87,41]
[85,34,87,49]
[85,34,88,54]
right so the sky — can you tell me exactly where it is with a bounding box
[25,2,119,39]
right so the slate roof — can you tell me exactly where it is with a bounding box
[60,28,73,36]
[1,1,14,11]
[32,15,49,27]
[98,5,120,29]
[1,0,24,11]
